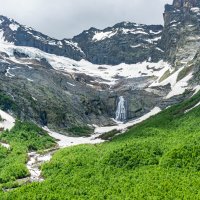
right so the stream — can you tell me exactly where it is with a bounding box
[26,149,58,182]
[0,108,161,184]
[26,127,104,182]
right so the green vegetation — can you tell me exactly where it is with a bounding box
[68,125,93,136]
[0,121,56,190]
[177,64,194,82]
[98,129,119,140]
[1,92,200,199]
[0,92,17,112]
[158,69,171,82]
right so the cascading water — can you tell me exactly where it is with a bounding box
[115,96,127,122]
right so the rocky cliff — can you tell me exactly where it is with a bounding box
[0,16,164,65]
[0,0,199,135]
[160,0,200,64]
[0,15,85,61]
[72,23,164,65]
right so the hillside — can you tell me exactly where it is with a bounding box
[0,91,200,199]
[0,0,200,198]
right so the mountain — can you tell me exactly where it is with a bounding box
[1,0,200,198]
[0,16,164,65]
[0,15,85,60]
[0,0,199,134]
[2,69,200,199]
[73,22,164,65]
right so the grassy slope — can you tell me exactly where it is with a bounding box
[2,92,200,199]
[0,121,56,190]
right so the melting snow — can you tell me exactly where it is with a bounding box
[0,41,193,100]
[150,67,182,87]
[43,127,103,148]
[67,82,76,87]
[27,152,46,182]
[191,7,200,13]
[5,66,21,78]
[92,31,117,41]
[0,43,171,86]
[9,23,20,31]
[150,66,193,99]
[64,40,85,54]
[145,36,161,44]
[156,47,164,52]
[0,142,10,149]
[121,28,148,35]
[193,85,200,96]
[165,73,193,99]
[131,44,142,48]
[28,106,162,183]
[0,109,15,130]
[149,30,162,34]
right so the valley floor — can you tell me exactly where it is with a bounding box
[0,92,200,199]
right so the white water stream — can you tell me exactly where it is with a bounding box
[26,150,56,182]
[115,96,127,121]
[26,127,104,182]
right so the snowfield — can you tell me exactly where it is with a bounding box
[0,110,15,149]
[150,66,194,99]
[0,42,172,86]
[43,127,103,148]
[0,109,15,130]
[0,41,195,100]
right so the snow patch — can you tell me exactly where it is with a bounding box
[67,82,75,87]
[92,31,117,41]
[150,30,162,34]
[191,7,200,13]
[156,47,164,52]
[9,23,19,31]
[0,43,170,86]
[184,101,200,113]
[150,67,182,87]
[193,85,200,96]
[165,73,193,99]
[0,142,10,149]
[0,110,15,130]
[5,66,21,78]
[145,36,161,44]
[64,40,84,54]
[131,44,142,48]
[43,127,103,148]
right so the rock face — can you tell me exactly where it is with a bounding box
[0,16,85,61]
[158,0,200,92]
[160,0,200,65]
[73,23,164,65]
[0,16,164,65]
[0,56,115,134]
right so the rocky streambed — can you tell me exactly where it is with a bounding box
[26,149,58,182]
[26,127,104,182]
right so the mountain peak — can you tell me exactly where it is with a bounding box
[0,15,17,24]
[173,0,200,8]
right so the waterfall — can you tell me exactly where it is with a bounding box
[115,96,127,122]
